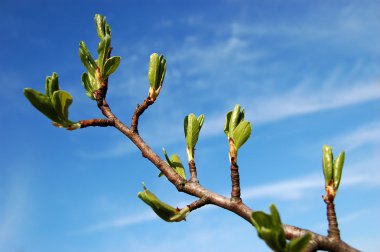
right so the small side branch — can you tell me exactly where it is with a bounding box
[230,159,241,203]
[131,97,155,133]
[187,197,210,212]
[326,201,341,240]
[79,118,115,128]
[188,160,199,183]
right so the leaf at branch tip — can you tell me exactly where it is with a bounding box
[103,56,120,77]
[322,145,333,186]
[23,88,60,123]
[184,114,200,148]
[148,53,167,90]
[79,41,97,76]
[24,73,80,130]
[231,121,251,150]
[94,14,105,38]
[97,35,111,70]
[224,111,232,136]
[45,72,59,97]
[229,104,243,132]
[333,151,345,191]
[197,114,205,129]
[51,90,72,122]
[137,184,188,222]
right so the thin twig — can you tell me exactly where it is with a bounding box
[326,201,341,240]
[79,118,115,128]
[130,97,155,133]
[188,160,199,183]
[230,159,241,203]
[187,197,210,212]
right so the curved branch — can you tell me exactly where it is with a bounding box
[95,99,360,252]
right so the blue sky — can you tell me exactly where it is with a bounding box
[1,0,380,251]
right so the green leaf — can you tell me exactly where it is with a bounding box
[51,90,73,123]
[322,145,333,185]
[45,73,59,97]
[333,151,345,191]
[229,104,244,132]
[231,121,251,149]
[148,53,166,90]
[162,148,173,166]
[103,56,121,77]
[81,73,95,99]
[184,114,200,150]
[224,111,232,135]
[79,41,97,76]
[97,35,111,70]
[137,184,188,222]
[94,14,106,38]
[286,233,311,252]
[197,114,205,129]
[251,205,287,252]
[170,154,186,180]
[24,88,60,122]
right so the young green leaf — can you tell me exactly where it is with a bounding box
[23,88,60,123]
[81,73,95,99]
[322,145,333,186]
[103,56,121,77]
[333,151,345,191]
[184,114,200,148]
[229,104,244,132]
[97,35,111,70]
[45,73,59,97]
[148,53,166,96]
[170,154,186,180]
[224,111,232,135]
[286,233,311,252]
[197,114,205,128]
[137,184,188,222]
[231,121,252,150]
[51,90,73,122]
[94,14,106,38]
[79,41,97,76]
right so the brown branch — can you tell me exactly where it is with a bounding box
[187,197,210,212]
[284,225,358,252]
[130,97,155,133]
[188,160,199,183]
[79,118,115,128]
[94,100,359,252]
[326,201,341,240]
[230,159,242,203]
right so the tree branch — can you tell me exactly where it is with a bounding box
[188,160,199,183]
[230,159,242,203]
[79,118,115,128]
[95,99,359,252]
[130,97,155,133]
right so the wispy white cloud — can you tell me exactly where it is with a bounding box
[75,211,157,234]
[332,121,380,152]
[250,81,380,125]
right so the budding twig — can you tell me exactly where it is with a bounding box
[230,158,242,203]
[130,97,155,133]
[188,160,199,183]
